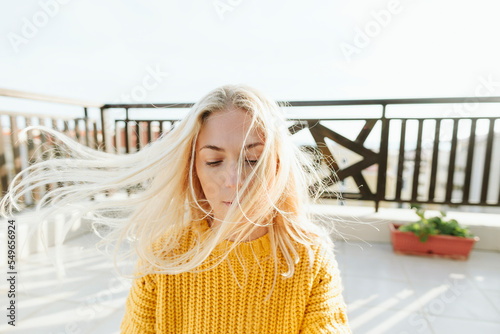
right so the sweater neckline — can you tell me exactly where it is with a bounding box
[198,218,271,258]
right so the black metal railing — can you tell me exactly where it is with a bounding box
[103,97,500,211]
[2,87,499,212]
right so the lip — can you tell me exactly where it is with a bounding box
[223,201,233,206]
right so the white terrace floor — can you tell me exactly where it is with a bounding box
[1,232,499,334]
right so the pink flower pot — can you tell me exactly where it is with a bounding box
[389,223,480,260]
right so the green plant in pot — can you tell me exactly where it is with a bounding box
[398,204,475,242]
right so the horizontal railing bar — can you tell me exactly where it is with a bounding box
[104,103,194,108]
[377,117,500,120]
[114,119,180,123]
[112,116,500,123]
[382,199,500,206]
[0,110,83,121]
[114,117,384,122]
[0,87,102,108]
[103,96,500,109]
[285,97,500,106]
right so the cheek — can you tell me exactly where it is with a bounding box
[197,166,223,199]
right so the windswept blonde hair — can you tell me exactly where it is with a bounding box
[0,83,340,301]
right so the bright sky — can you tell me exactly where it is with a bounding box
[2,0,500,101]
[1,0,499,141]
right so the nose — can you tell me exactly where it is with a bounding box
[224,161,243,189]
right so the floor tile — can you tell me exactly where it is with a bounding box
[483,289,500,315]
[343,254,408,282]
[428,315,500,334]
[87,308,126,334]
[467,267,500,291]
[347,304,433,334]
[343,275,420,312]
[412,279,500,323]
[400,255,470,286]
[0,298,116,333]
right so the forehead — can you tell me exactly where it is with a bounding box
[196,109,264,150]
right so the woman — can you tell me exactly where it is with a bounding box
[0,84,351,333]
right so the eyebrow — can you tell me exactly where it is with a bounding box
[199,142,263,152]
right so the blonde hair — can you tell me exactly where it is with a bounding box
[0,83,340,301]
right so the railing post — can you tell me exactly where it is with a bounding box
[83,107,90,147]
[376,104,389,212]
[100,107,112,153]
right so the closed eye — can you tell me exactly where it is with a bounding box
[206,160,258,167]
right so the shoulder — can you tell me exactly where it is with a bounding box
[284,234,338,277]
[307,236,340,278]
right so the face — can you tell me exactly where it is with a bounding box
[195,108,264,223]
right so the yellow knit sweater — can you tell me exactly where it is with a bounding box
[120,219,351,333]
